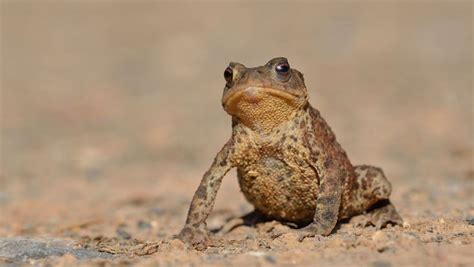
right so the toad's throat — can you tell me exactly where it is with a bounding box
[223,87,304,132]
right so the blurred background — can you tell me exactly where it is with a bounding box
[0,1,472,242]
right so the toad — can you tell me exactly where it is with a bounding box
[177,57,402,249]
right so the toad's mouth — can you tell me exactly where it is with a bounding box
[222,86,302,114]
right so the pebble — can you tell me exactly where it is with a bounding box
[116,228,131,240]
[276,232,299,243]
[402,221,411,228]
[325,237,346,248]
[272,223,290,232]
[168,239,186,251]
[265,254,277,264]
[248,251,266,257]
[371,231,390,252]
[465,217,474,225]
[398,232,422,248]
[137,220,151,230]
[0,192,10,204]
[371,230,388,242]
[372,260,392,267]
[150,221,159,228]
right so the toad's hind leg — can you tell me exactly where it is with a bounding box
[342,165,403,228]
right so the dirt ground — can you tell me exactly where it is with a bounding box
[1,1,473,266]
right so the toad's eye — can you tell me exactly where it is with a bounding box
[224,66,233,83]
[275,62,290,75]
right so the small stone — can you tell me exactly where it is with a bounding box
[371,230,388,242]
[244,231,257,240]
[0,192,9,204]
[137,220,151,230]
[403,221,411,228]
[439,218,445,224]
[276,232,299,243]
[398,232,422,249]
[265,254,277,264]
[149,208,165,216]
[76,147,106,180]
[116,228,131,240]
[150,221,159,228]
[453,232,464,237]
[269,223,291,238]
[326,236,346,248]
[465,217,474,225]
[371,231,390,252]
[372,260,392,267]
[169,239,186,251]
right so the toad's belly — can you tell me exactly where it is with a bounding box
[237,157,319,224]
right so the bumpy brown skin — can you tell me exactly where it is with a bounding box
[177,57,402,250]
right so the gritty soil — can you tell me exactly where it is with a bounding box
[1,2,473,266]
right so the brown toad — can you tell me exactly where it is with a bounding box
[177,57,402,249]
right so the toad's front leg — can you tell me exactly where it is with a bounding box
[177,140,234,250]
[296,160,343,239]
[293,109,347,240]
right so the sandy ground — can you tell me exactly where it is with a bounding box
[1,1,473,266]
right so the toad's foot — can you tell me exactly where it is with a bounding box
[354,200,403,229]
[176,225,210,250]
[217,218,244,235]
[217,210,269,235]
[271,222,332,242]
